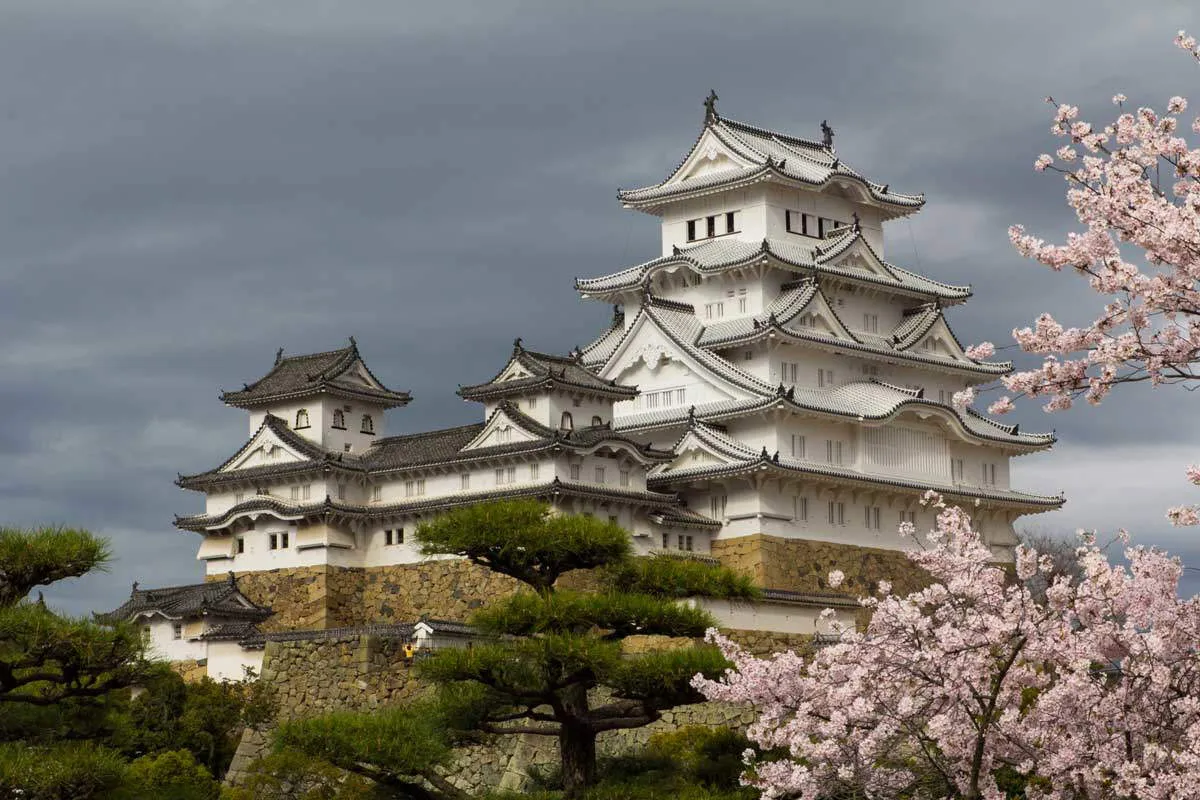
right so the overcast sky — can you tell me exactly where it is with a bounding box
[6,1,1200,614]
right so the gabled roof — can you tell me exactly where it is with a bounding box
[653,420,1063,510]
[220,338,411,410]
[575,233,971,303]
[613,381,1054,450]
[693,283,1011,378]
[104,573,271,622]
[177,414,363,491]
[618,110,924,217]
[362,403,673,474]
[458,339,637,402]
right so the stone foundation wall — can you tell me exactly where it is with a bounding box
[217,566,339,631]
[711,534,931,597]
[169,659,209,684]
[360,560,522,623]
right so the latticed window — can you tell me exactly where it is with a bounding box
[332,409,345,429]
[360,415,374,434]
[560,412,573,431]
[295,408,310,429]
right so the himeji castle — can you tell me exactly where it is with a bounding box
[114,96,1062,675]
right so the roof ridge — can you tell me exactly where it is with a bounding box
[718,116,829,152]
[373,422,486,444]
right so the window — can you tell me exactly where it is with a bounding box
[495,468,506,485]
[361,415,375,434]
[235,537,245,554]
[725,211,736,233]
[827,501,846,525]
[662,533,670,549]
[560,412,573,431]
[295,408,310,429]
[982,463,997,485]
[594,467,606,484]
[461,473,471,490]
[290,484,311,501]
[281,532,289,548]
[686,219,698,241]
[862,364,880,377]
[710,495,728,519]
[865,505,882,530]
[337,483,346,500]
[507,467,516,484]
[738,288,748,313]
[416,478,426,495]
[372,485,382,502]
[785,210,816,237]
[405,480,415,497]
[332,409,345,429]
[794,495,808,521]
[173,622,183,640]
[704,302,725,319]
[952,458,964,482]
[269,533,278,550]
[818,217,844,238]
[781,361,799,383]
[344,443,352,452]
[677,534,694,552]
[676,388,687,405]
[744,350,753,361]
[619,470,630,487]
[290,485,299,500]
[818,368,835,388]
[573,398,582,408]
[591,415,603,427]
[608,514,619,526]
[706,215,716,238]
[530,463,539,480]
[385,528,404,546]
[825,440,844,465]
[235,492,244,504]
[900,510,917,525]
[527,397,537,409]
[791,434,806,458]
[570,464,581,480]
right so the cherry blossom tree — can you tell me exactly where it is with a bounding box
[975,32,1200,523]
[695,492,1200,800]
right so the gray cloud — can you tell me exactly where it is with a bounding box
[3,0,1197,614]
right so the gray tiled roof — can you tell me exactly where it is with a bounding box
[580,314,627,368]
[104,574,271,622]
[459,342,636,401]
[221,339,411,409]
[619,115,924,215]
[576,233,971,301]
[199,620,264,641]
[760,589,861,608]
[653,420,1063,509]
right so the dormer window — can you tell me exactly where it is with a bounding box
[360,415,374,434]
[560,412,573,431]
[295,409,310,429]
[332,409,346,429]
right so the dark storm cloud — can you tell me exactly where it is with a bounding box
[2,0,1197,614]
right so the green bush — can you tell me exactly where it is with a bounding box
[0,741,127,800]
[646,725,753,790]
[226,749,383,800]
[114,749,220,799]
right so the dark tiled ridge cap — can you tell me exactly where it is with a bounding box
[458,346,638,401]
[242,620,479,648]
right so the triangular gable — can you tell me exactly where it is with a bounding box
[460,407,546,451]
[597,309,757,403]
[666,128,756,187]
[495,357,535,382]
[904,315,969,361]
[219,425,310,473]
[332,357,391,392]
[820,234,901,284]
[780,286,857,343]
[650,427,754,476]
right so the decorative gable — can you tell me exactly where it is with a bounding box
[668,129,754,186]
[460,408,544,451]
[781,288,856,342]
[219,427,309,473]
[909,317,968,361]
[651,428,749,476]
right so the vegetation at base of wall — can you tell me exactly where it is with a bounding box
[275,500,759,798]
[220,749,391,800]
[0,741,127,800]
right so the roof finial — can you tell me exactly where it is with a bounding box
[513,337,523,351]
[274,347,284,365]
[821,120,834,148]
[688,405,696,422]
[132,581,139,593]
[703,89,719,123]
[227,570,236,586]
[852,211,861,232]
[348,335,357,350]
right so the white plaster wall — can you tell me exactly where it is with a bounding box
[139,616,208,662]
[249,401,323,443]
[692,597,857,635]
[206,641,264,682]
[319,397,387,454]
[660,188,765,255]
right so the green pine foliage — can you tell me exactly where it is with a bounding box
[0,741,128,800]
[274,500,762,798]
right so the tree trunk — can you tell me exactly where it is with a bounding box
[559,722,597,797]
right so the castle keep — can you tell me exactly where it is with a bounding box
[112,98,1062,677]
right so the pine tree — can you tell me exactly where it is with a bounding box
[278,499,758,797]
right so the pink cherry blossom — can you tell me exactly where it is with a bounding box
[827,569,845,588]
[965,341,996,360]
[696,495,1200,800]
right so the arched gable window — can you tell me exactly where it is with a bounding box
[559,411,573,431]
[360,414,375,434]
[295,409,310,429]
[332,409,346,429]
[591,415,603,427]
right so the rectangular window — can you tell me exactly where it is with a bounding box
[405,480,415,497]
[172,623,182,640]
[676,388,686,405]
[900,510,916,525]
[416,478,425,495]
[594,467,605,484]
[818,368,835,388]
[290,485,299,500]
[570,464,581,480]
[302,485,311,500]
[281,532,289,548]
[372,485,382,502]
[609,514,619,525]
[385,528,404,546]
[794,495,808,521]
[619,469,630,487]
[780,361,798,383]
[952,458,964,482]
[791,434,806,458]
[865,506,882,530]
[269,533,278,550]
[828,501,835,524]
[687,219,698,241]
[662,532,669,549]
[826,440,844,465]
[461,473,471,490]
[236,537,245,554]
[706,215,716,238]
[385,528,393,546]
[863,313,879,333]
[862,364,880,377]
[981,463,997,485]
[495,468,506,486]
[785,209,795,232]
[530,463,539,480]
[725,211,736,233]
[527,397,537,409]
[506,467,516,484]
[337,483,346,500]
[234,492,244,504]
